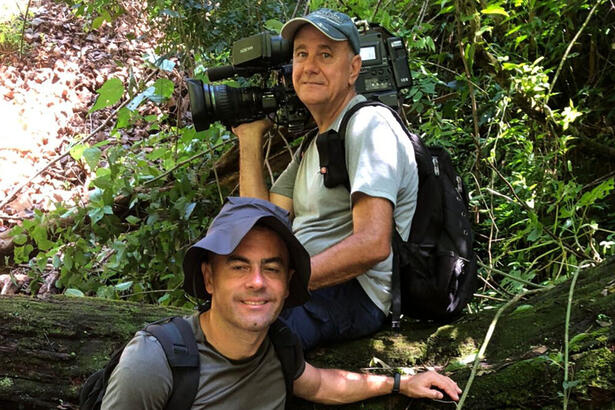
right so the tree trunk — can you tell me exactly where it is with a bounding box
[1,258,614,409]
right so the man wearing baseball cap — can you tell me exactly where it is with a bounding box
[235,8,419,350]
[102,197,460,408]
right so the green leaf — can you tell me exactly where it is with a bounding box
[126,88,150,111]
[70,144,87,161]
[32,226,54,251]
[512,304,533,314]
[88,207,105,224]
[146,53,176,72]
[83,146,102,170]
[158,293,171,304]
[562,380,580,390]
[147,147,168,161]
[577,179,614,208]
[153,78,174,100]
[116,107,133,129]
[12,234,28,245]
[90,78,124,113]
[114,281,133,291]
[65,288,85,297]
[569,332,590,349]
[264,19,284,33]
[14,244,33,264]
[125,215,141,225]
[184,202,197,220]
[481,5,509,17]
[92,16,105,30]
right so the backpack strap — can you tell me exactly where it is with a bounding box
[390,230,403,331]
[145,317,200,410]
[298,127,319,160]
[337,101,414,330]
[268,319,304,407]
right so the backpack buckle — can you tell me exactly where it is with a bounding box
[391,320,401,332]
[432,157,440,176]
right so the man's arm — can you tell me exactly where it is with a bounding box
[233,119,293,213]
[293,362,461,404]
[308,192,392,290]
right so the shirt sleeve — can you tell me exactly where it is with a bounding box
[270,151,300,199]
[345,108,406,204]
[101,332,173,410]
[292,334,307,381]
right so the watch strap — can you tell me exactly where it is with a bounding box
[392,372,401,394]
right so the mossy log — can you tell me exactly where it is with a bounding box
[1,258,614,409]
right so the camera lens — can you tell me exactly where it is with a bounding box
[187,79,274,131]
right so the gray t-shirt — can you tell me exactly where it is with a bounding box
[271,95,418,314]
[101,314,302,409]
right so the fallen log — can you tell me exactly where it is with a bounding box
[0,258,613,409]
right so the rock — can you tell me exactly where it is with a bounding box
[31,17,45,28]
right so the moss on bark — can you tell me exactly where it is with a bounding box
[0,258,613,409]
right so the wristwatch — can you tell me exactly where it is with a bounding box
[392,373,401,394]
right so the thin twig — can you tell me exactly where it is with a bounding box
[207,141,224,205]
[545,1,602,105]
[457,288,545,409]
[0,69,158,211]
[454,1,481,169]
[371,0,383,20]
[487,161,589,261]
[478,261,548,289]
[264,133,275,185]
[0,214,25,222]
[18,0,32,59]
[276,127,295,159]
[143,137,236,186]
[476,272,513,298]
[563,265,582,409]
[473,293,507,302]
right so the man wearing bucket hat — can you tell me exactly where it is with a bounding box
[235,8,418,350]
[101,197,460,408]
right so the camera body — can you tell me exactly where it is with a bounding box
[355,24,412,108]
[187,22,411,133]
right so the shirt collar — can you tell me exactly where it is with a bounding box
[325,94,367,134]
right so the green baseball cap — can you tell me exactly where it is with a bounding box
[281,8,360,55]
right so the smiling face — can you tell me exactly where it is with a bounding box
[202,225,292,333]
[291,24,361,115]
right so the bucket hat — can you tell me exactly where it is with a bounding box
[182,196,310,308]
[281,8,360,55]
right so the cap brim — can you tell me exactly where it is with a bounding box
[281,18,348,43]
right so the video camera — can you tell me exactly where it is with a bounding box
[187,21,412,134]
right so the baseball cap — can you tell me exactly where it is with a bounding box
[182,196,311,308]
[281,8,360,55]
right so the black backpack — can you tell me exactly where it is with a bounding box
[79,316,299,409]
[301,100,478,327]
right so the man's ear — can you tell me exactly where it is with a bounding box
[202,261,214,295]
[348,54,362,86]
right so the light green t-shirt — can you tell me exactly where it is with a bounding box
[271,95,418,313]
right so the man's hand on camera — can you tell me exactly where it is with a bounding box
[232,118,273,141]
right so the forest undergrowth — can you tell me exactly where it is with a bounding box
[1,0,614,315]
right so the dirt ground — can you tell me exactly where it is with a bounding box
[0,0,161,291]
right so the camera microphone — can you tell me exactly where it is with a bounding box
[206,65,238,82]
[206,65,268,82]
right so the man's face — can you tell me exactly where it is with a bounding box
[202,226,292,333]
[292,24,361,110]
